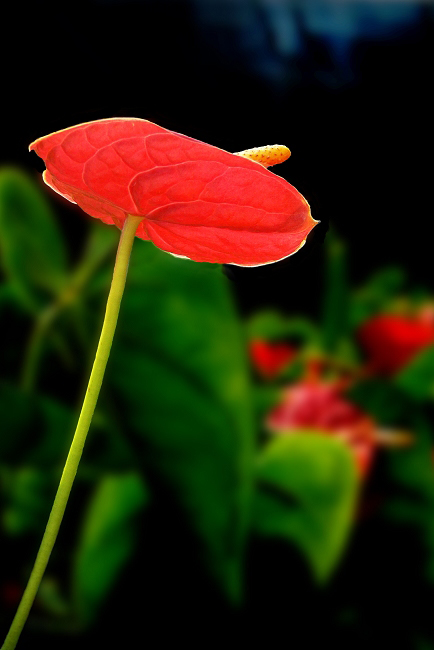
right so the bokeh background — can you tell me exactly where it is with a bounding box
[1,2,434,649]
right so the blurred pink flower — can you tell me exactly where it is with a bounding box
[266,380,376,477]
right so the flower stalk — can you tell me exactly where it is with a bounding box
[1,214,143,650]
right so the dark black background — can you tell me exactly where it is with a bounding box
[2,0,433,319]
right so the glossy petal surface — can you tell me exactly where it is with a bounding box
[30,118,317,266]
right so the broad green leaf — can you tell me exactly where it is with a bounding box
[394,345,434,401]
[253,434,358,583]
[106,241,254,602]
[0,167,68,311]
[72,472,148,626]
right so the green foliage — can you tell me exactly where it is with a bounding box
[251,385,283,423]
[2,166,434,647]
[72,472,149,626]
[246,310,319,345]
[0,283,25,314]
[246,310,321,381]
[348,378,434,589]
[348,378,410,424]
[350,266,406,326]
[394,345,434,401]
[0,167,68,312]
[253,433,358,583]
[0,381,139,475]
[382,410,434,586]
[66,220,118,303]
[0,465,56,536]
[0,381,73,466]
[321,230,350,352]
[0,165,255,605]
[106,241,254,602]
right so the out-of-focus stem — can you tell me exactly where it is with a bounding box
[20,225,118,392]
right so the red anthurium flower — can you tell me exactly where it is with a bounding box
[357,314,434,376]
[266,380,377,477]
[29,118,317,267]
[249,339,296,379]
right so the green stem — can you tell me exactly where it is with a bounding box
[1,215,143,650]
[20,303,59,392]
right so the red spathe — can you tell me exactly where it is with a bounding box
[29,118,317,266]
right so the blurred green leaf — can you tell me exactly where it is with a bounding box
[322,230,350,352]
[246,310,319,345]
[37,576,71,619]
[106,242,254,603]
[394,345,434,401]
[384,411,433,506]
[67,220,118,302]
[0,381,136,472]
[0,465,55,536]
[38,222,120,368]
[350,266,406,327]
[0,282,25,313]
[348,377,412,424]
[72,472,148,626]
[349,379,434,591]
[0,167,68,312]
[25,396,73,468]
[252,385,284,424]
[380,409,434,585]
[0,381,73,466]
[253,433,358,583]
[80,405,139,475]
[0,381,37,463]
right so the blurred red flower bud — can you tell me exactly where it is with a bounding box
[249,339,296,379]
[266,380,376,477]
[1,582,23,608]
[357,314,434,376]
[29,118,317,267]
